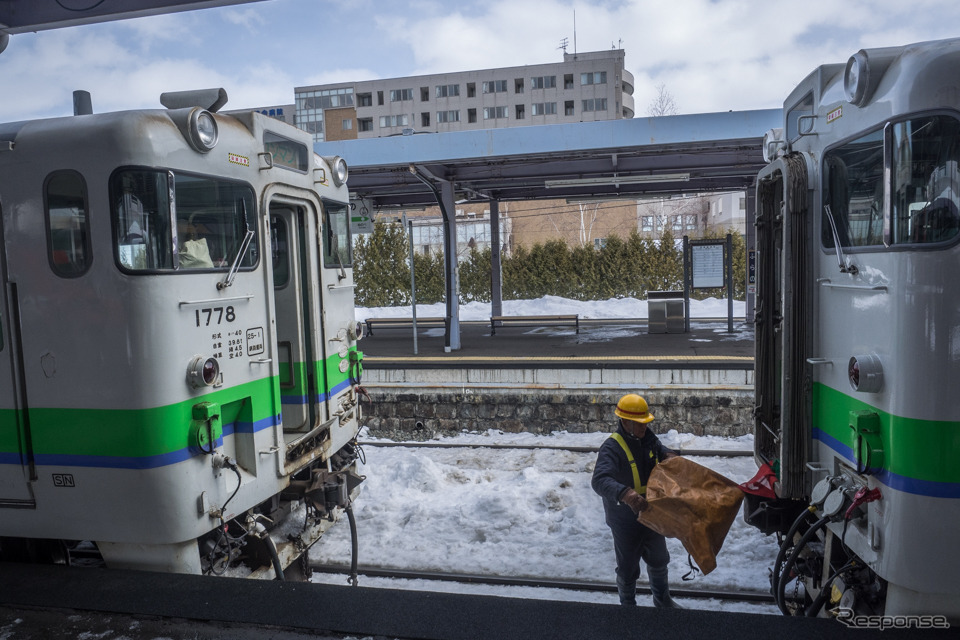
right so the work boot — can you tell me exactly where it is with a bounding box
[647,565,684,609]
[616,576,637,606]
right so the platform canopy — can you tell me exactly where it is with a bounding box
[0,0,263,45]
[316,109,783,208]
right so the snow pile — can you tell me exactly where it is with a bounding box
[358,295,744,322]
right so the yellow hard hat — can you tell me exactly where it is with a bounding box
[615,393,654,423]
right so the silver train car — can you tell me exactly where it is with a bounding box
[0,89,365,578]
[751,39,960,622]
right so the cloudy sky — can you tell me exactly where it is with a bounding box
[2,0,960,122]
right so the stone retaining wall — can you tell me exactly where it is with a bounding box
[359,388,753,441]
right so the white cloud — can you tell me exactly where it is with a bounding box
[4,0,960,123]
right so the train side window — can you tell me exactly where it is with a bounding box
[321,200,352,270]
[45,171,92,277]
[889,115,960,245]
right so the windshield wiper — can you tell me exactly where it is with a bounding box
[219,199,255,290]
[823,205,858,275]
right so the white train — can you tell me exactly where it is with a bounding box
[750,38,960,623]
[0,88,365,578]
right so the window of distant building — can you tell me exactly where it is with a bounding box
[467,82,476,98]
[515,104,525,119]
[641,216,654,232]
[358,118,373,132]
[390,88,413,102]
[515,78,524,94]
[467,108,477,123]
[420,87,429,101]
[564,74,574,89]
[437,110,460,123]
[564,100,575,116]
[379,114,409,128]
[582,98,608,112]
[421,112,430,127]
[531,76,556,89]
[483,106,508,120]
[436,84,460,98]
[531,102,557,116]
[672,216,682,231]
[377,91,384,106]
[357,92,372,107]
[581,71,607,85]
[482,80,507,94]
[684,214,698,231]
[342,119,353,130]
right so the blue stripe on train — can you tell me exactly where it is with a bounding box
[814,427,960,499]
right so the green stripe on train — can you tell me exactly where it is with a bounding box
[0,377,278,458]
[814,383,960,484]
[279,347,362,395]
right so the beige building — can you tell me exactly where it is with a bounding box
[294,49,635,143]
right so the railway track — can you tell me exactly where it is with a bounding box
[310,564,774,604]
[359,440,754,458]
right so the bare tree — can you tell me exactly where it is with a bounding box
[648,83,679,117]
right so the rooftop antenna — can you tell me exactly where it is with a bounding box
[573,9,577,55]
[558,37,568,53]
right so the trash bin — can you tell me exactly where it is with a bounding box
[647,291,685,334]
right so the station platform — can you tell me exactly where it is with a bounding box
[0,563,936,640]
[359,318,755,368]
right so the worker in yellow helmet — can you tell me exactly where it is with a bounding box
[591,393,681,608]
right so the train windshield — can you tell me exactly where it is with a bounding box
[824,114,960,248]
[112,169,258,272]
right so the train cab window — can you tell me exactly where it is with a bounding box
[321,200,352,270]
[824,115,960,249]
[823,128,885,248]
[112,169,258,272]
[45,171,92,277]
[889,116,960,245]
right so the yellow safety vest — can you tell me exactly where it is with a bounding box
[611,432,655,495]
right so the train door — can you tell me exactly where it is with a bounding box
[0,204,35,508]
[754,154,812,499]
[270,198,326,434]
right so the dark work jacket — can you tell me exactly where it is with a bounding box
[591,424,675,529]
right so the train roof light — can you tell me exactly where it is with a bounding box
[322,155,348,187]
[843,47,903,107]
[188,109,219,153]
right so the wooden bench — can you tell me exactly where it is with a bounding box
[364,317,446,336]
[489,314,579,335]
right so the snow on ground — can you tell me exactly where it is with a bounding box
[357,295,745,322]
[321,296,773,613]
[310,429,779,616]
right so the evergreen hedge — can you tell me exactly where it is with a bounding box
[353,221,746,307]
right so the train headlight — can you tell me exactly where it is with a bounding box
[848,354,883,393]
[188,355,221,388]
[843,46,901,107]
[188,109,219,152]
[843,51,869,106]
[326,156,348,187]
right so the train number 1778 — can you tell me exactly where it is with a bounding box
[195,306,236,326]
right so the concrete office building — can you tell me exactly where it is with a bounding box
[294,49,635,142]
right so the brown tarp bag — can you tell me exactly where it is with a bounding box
[638,456,745,574]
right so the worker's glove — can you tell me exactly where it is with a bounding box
[621,488,649,514]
